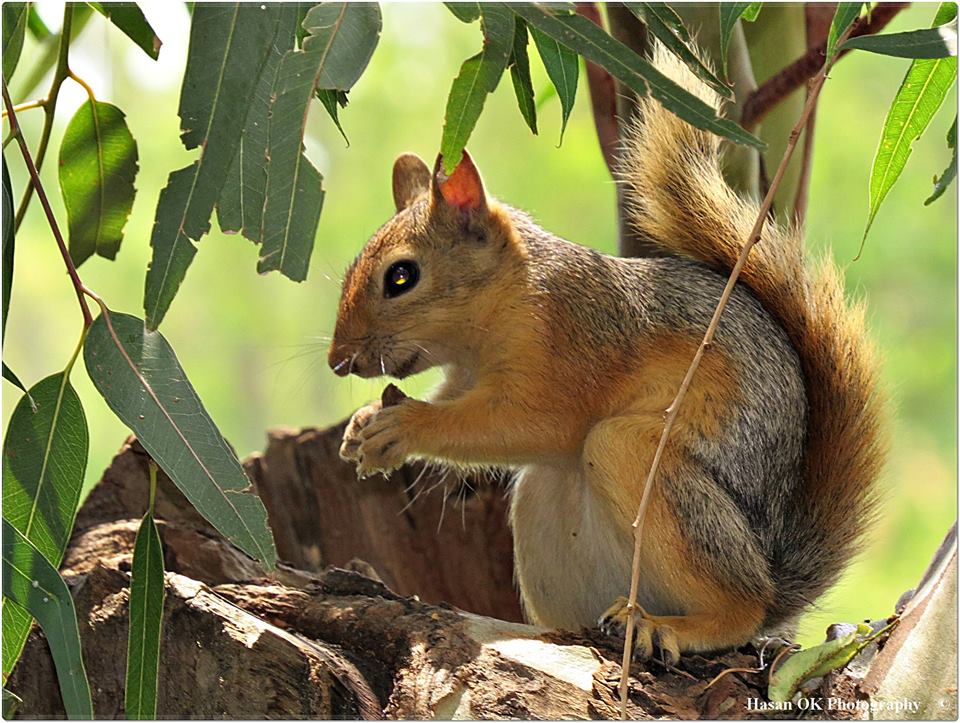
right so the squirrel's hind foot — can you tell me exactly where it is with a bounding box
[598,597,681,667]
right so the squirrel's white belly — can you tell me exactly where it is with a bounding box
[510,462,635,629]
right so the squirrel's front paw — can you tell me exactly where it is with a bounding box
[340,401,383,463]
[599,597,681,666]
[355,403,420,478]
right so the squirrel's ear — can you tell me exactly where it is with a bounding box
[392,153,432,212]
[432,150,487,214]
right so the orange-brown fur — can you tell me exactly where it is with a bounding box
[329,44,885,661]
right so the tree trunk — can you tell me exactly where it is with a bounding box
[7,420,956,719]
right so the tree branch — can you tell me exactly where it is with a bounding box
[576,3,620,177]
[2,82,92,328]
[740,3,909,131]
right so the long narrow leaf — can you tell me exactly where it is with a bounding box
[441,3,515,173]
[513,3,764,149]
[216,4,302,238]
[529,22,578,143]
[87,2,161,60]
[863,2,958,245]
[59,100,139,266]
[629,3,732,99]
[144,4,278,329]
[718,2,760,75]
[83,310,277,567]
[124,512,164,720]
[258,3,380,280]
[2,159,14,337]
[842,21,958,59]
[445,2,481,23]
[827,3,864,63]
[509,17,538,134]
[2,3,28,82]
[2,373,88,679]
[2,519,93,719]
[316,89,350,144]
[925,115,957,204]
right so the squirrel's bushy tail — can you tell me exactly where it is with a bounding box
[619,45,886,621]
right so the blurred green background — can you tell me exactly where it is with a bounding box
[3,3,956,644]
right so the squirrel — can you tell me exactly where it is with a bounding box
[327,45,886,664]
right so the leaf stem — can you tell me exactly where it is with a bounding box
[13,4,74,232]
[67,71,96,103]
[2,81,93,329]
[615,19,862,720]
[1,99,46,117]
[147,461,158,515]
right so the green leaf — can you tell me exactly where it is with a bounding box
[87,2,161,60]
[629,3,733,99]
[217,4,302,238]
[862,5,957,246]
[2,372,88,679]
[124,512,164,720]
[509,17,538,134]
[2,519,93,719]
[445,2,481,23]
[301,3,383,90]
[2,158,14,337]
[258,3,381,280]
[144,3,278,329]
[827,3,864,63]
[768,624,873,702]
[316,88,350,144]
[59,100,139,266]
[529,21,578,144]
[440,3,515,173]
[842,20,958,59]
[719,2,761,75]
[2,3,28,83]
[513,3,764,149]
[2,363,28,395]
[83,310,277,567]
[26,5,50,40]
[925,115,957,204]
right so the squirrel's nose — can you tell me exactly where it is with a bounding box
[328,346,353,377]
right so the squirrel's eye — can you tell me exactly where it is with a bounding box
[384,260,420,298]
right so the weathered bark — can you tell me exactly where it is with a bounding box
[7,421,957,719]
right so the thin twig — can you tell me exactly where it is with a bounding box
[616,18,863,720]
[2,82,92,328]
[740,3,908,131]
[13,4,74,231]
[1,99,46,117]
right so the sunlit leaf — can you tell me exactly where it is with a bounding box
[827,3,864,63]
[2,519,93,719]
[124,511,164,720]
[629,3,732,99]
[718,2,761,75]
[529,22,578,143]
[509,17,538,134]
[316,88,350,144]
[83,310,277,567]
[862,2,957,247]
[217,4,302,237]
[842,20,958,59]
[59,100,139,266]
[925,115,957,204]
[513,3,764,149]
[26,5,50,40]
[87,2,161,60]
[2,3,28,83]
[144,3,278,329]
[2,372,88,680]
[768,624,873,702]
[440,3,515,173]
